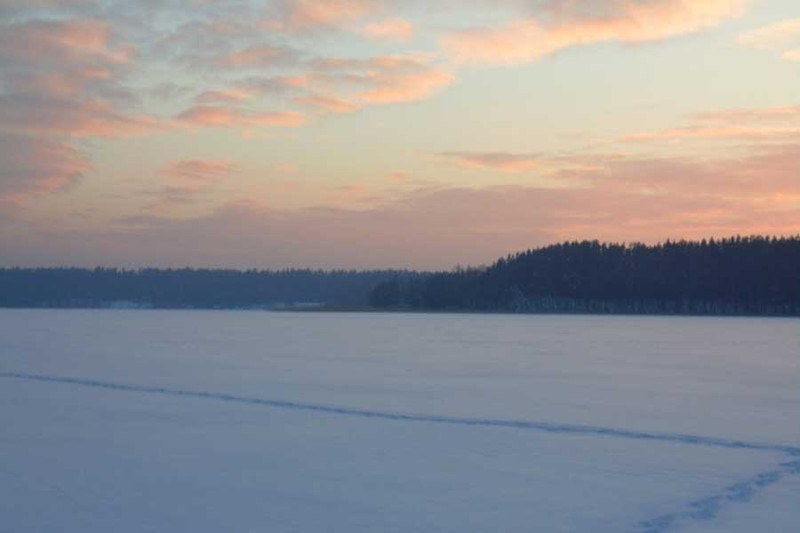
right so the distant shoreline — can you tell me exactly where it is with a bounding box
[3,236,798,317]
[1,303,797,319]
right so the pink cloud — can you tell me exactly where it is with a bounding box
[163,159,237,184]
[142,159,238,210]
[442,0,750,65]
[301,55,455,105]
[621,126,800,143]
[362,18,414,42]
[6,142,800,269]
[195,89,253,104]
[554,145,800,198]
[693,104,800,123]
[439,152,543,173]
[295,94,359,114]
[0,96,163,138]
[0,133,89,202]
[1,19,132,66]
[357,68,453,104]
[225,44,297,68]
[176,105,307,128]
[265,0,377,32]
[621,102,800,143]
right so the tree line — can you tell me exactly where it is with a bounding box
[2,236,798,315]
[369,236,800,316]
[0,268,415,309]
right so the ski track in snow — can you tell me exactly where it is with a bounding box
[638,459,800,533]
[2,370,799,532]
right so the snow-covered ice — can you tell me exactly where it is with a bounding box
[1,310,798,532]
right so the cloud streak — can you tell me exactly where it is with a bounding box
[622,102,800,143]
[0,133,89,202]
[264,0,378,33]
[163,159,237,185]
[443,0,751,65]
[439,152,543,172]
[738,18,800,49]
[362,18,414,42]
[176,106,307,129]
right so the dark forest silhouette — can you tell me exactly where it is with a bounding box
[370,236,800,316]
[1,236,798,315]
[0,268,415,309]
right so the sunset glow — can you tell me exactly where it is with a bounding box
[2,0,799,269]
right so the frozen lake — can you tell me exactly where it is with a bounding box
[1,310,798,532]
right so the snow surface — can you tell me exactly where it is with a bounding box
[1,310,798,532]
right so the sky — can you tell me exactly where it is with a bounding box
[1,0,799,270]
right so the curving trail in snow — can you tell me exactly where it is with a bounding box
[2,370,799,532]
[638,459,800,532]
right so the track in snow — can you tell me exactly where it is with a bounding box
[2,370,799,532]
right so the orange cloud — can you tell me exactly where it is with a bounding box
[177,105,307,128]
[784,49,800,62]
[266,0,377,32]
[443,0,750,65]
[738,18,800,49]
[295,94,359,114]
[738,18,800,62]
[621,126,800,143]
[439,152,542,173]
[362,18,414,42]
[358,68,453,104]
[302,54,455,105]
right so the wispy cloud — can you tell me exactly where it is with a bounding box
[224,44,299,69]
[163,159,237,185]
[621,126,800,143]
[783,49,800,62]
[738,17,800,61]
[0,18,132,67]
[621,103,800,143]
[0,133,89,202]
[264,0,378,33]
[442,0,751,65]
[362,18,414,42]
[0,95,163,138]
[176,106,307,129]
[738,18,800,49]
[295,94,359,114]
[195,89,254,105]
[0,13,160,204]
[693,104,800,123]
[309,54,454,104]
[439,152,543,173]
